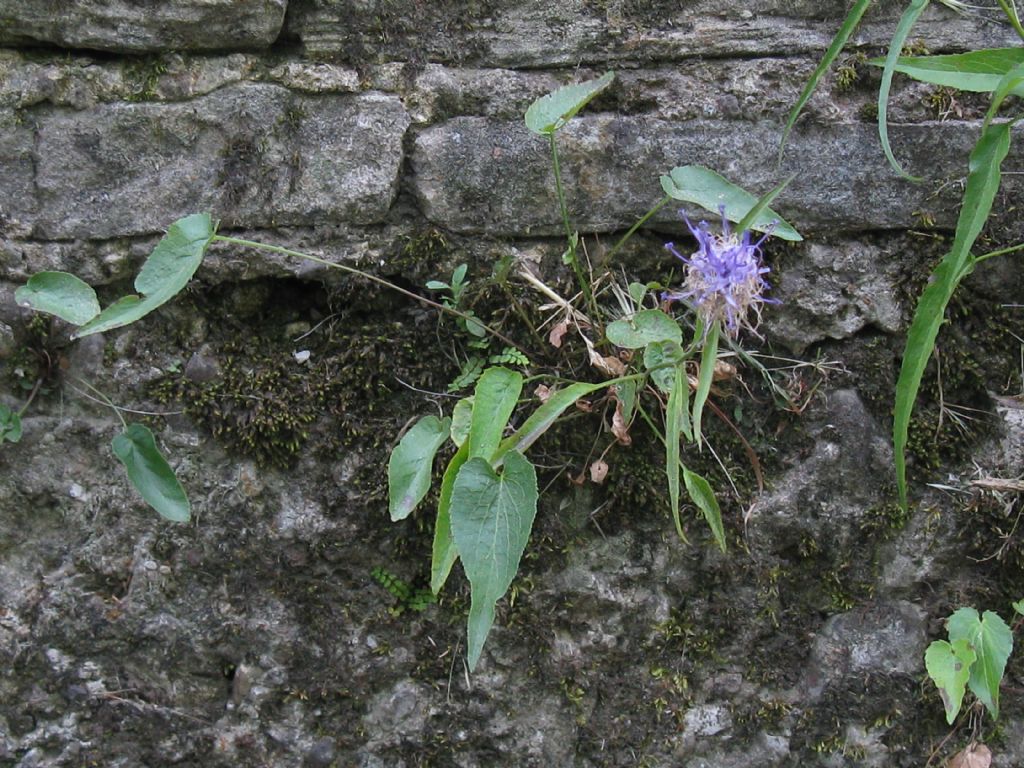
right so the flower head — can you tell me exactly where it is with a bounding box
[663,207,777,336]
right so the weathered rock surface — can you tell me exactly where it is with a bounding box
[764,238,905,353]
[413,116,1017,237]
[1,84,410,240]
[0,1,287,53]
[286,0,1018,66]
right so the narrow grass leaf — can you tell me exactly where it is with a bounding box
[877,0,929,180]
[983,62,1024,130]
[111,423,190,522]
[894,122,1011,507]
[661,166,801,241]
[388,415,452,521]
[683,467,726,553]
[736,175,796,235]
[665,364,688,541]
[780,0,872,160]
[948,608,1013,719]
[525,72,615,135]
[692,321,720,448]
[450,451,538,670]
[467,367,522,461]
[872,48,1024,92]
[496,380,607,460]
[431,441,469,594]
[75,213,215,338]
[925,638,976,724]
[15,272,101,326]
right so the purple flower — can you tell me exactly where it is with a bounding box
[663,207,777,337]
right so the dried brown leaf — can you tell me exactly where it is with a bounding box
[589,459,609,484]
[549,320,569,349]
[611,399,632,446]
[535,384,553,403]
[948,743,992,768]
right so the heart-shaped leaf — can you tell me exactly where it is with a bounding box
[388,415,452,521]
[111,423,190,522]
[451,451,538,670]
[606,309,682,349]
[525,72,614,135]
[15,272,101,326]
[74,213,215,338]
[660,166,802,241]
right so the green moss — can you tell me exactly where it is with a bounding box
[123,55,167,102]
[834,53,867,92]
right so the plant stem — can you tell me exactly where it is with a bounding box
[604,195,671,264]
[73,378,127,428]
[997,0,1024,40]
[212,235,523,352]
[548,133,597,318]
[16,377,43,417]
[972,241,1024,265]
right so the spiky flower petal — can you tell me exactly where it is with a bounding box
[663,208,777,336]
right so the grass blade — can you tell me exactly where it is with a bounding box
[878,0,929,181]
[692,321,720,449]
[780,0,872,160]
[665,364,689,542]
[894,121,1013,507]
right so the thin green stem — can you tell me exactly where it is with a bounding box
[212,235,523,352]
[997,0,1024,40]
[604,196,671,264]
[635,401,688,541]
[73,378,127,429]
[549,133,596,317]
[16,377,43,417]
[972,241,1024,265]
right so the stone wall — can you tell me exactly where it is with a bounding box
[2,2,1024,767]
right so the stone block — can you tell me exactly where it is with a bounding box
[412,116,1021,237]
[286,0,1017,66]
[19,84,409,239]
[0,0,287,53]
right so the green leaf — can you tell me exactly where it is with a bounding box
[432,441,469,594]
[468,367,523,461]
[628,281,648,306]
[388,415,452,521]
[665,364,689,542]
[450,397,474,448]
[425,280,449,290]
[894,122,1012,508]
[0,403,22,444]
[450,451,538,670]
[684,467,726,552]
[74,213,215,339]
[660,166,802,242]
[948,608,1013,719]
[495,380,608,460]
[111,423,190,522]
[525,72,615,135]
[644,340,686,394]
[616,379,637,425]
[15,272,101,326]
[984,61,1024,130]
[780,0,872,158]
[736,175,795,235]
[872,48,1024,93]
[1013,599,1024,616]
[925,638,977,725]
[606,309,683,349]
[877,0,929,181]
[692,321,720,449]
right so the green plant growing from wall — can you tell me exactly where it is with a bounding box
[782,0,1024,510]
[15,73,801,670]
